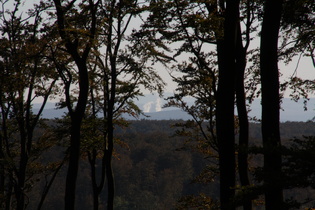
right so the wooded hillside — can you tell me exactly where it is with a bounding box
[22,120,315,209]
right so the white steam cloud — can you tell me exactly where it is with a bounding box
[155,98,162,112]
[143,101,153,113]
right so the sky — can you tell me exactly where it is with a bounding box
[156,46,315,96]
[10,1,315,111]
[280,55,315,97]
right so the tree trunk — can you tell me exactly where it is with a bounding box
[105,154,114,210]
[64,62,89,210]
[260,0,284,209]
[89,151,100,210]
[105,126,114,210]
[216,0,239,209]
[16,127,28,210]
[235,25,252,210]
[105,69,116,210]
[0,135,4,209]
[16,158,27,210]
[37,158,65,210]
[6,173,13,210]
[52,1,92,209]
[64,117,82,210]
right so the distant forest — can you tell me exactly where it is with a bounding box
[20,120,315,210]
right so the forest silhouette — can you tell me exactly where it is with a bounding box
[0,0,314,209]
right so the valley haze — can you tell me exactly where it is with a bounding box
[33,93,315,122]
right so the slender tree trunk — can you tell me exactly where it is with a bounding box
[0,105,16,209]
[64,119,81,210]
[88,89,105,210]
[89,136,109,210]
[52,1,93,208]
[106,71,116,210]
[105,126,114,210]
[37,158,65,210]
[105,155,114,210]
[17,125,35,210]
[88,149,100,210]
[0,135,4,209]
[260,0,284,209]
[16,160,27,210]
[216,1,239,209]
[235,25,252,210]
[0,102,9,210]
[6,173,13,210]
[65,68,89,210]
[16,129,28,210]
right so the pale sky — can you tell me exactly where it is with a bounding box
[9,1,315,102]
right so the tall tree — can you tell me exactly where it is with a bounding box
[51,1,164,209]
[0,1,58,209]
[51,0,98,209]
[81,1,164,209]
[215,1,240,209]
[260,0,284,208]
[234,1,258,209]
[141,0,221,207]
[141,0,258,208]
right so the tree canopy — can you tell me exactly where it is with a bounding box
[0,0,314,209]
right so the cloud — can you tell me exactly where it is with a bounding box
[155,98,162,112]
[143,101,153,113]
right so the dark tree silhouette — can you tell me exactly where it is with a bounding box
[0,1,58,209]
[216,0,240,209]
[52,0,97,209]
[260,0,284,208]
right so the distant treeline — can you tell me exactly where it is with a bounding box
[23,120,315,209]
